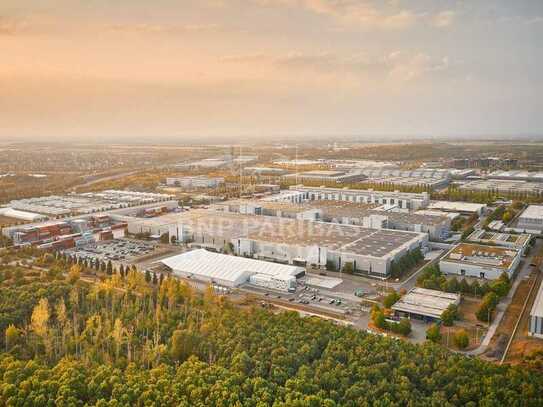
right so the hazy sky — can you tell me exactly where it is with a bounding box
[1,0,542,142]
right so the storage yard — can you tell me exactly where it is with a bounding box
[63,239,157,264]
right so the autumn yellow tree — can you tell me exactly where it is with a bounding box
[68,264,81,284]
[31,298,51,357]
[5,324,19,351]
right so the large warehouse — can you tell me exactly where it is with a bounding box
[289,185,430,210]
[113,209,428,278]
[517,205,543,233]
[440,243,521,280]
[161,249,303,291]
[282,170,365,184]
[214,199,451,241]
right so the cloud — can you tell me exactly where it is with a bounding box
[253,0,419,30]
[251,0,455,30]
[525,16,543,25]
[431,10,456,28]
[108,23,223,34]
[221,49,452,82]
[387,51,450,81]
[0,17,26,35]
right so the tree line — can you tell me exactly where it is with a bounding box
[1,257,543,405]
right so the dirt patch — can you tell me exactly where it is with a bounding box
[503,270,543,365]
[458,296,483,325]
[439,324,485,351]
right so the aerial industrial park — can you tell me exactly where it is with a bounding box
[1,0,542,403]
[3,142,543,362]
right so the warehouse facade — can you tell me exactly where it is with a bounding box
[290,186,430,210]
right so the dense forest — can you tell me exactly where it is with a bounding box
[1,258,543,406]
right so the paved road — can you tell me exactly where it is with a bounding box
[467,238,542,356]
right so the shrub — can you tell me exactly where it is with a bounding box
[453,330,469,349]
[342,262,354,274]
[383,290,401,308]
[426,324,442,343]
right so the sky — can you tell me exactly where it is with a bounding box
[0,0,542,143]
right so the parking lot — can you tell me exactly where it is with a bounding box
[64,239,157,264]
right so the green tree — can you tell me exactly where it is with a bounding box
[383,290,401,308]
[426,323,442,343]
[342,262,354,274]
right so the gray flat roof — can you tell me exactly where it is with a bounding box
[520,205,543,220]
[392,288,460,319]
[114,209,426,259]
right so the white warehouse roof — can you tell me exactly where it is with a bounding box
[0,207,48,221]
[161,249,304,286]
[428,201,486,213]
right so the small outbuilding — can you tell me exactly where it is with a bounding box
[391,287,461,322]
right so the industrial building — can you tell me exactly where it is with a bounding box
[262,190,308,203]
[161,248,304,291]
[458,179,543,195]
[282,170,365,184]
[466,229,531,255]
[328,159,399,171]
[213,200,321,221]
[290,185,430,210]
[243,167,289,176]
[363,176,449,190]
[358,168,451,179]
[111,209,428,278]
[176,157,230,169]
[2,215,127,249]
[357,168,451,190]
[0,207,48,222]
[487,170,543,182]
[213,199,451,241]
[299,200,450,241]
[391,288,461,322]
[273,159,322,167]
[7,190,175,217]
[166,176,224,188]
[427,201,487,215]
[517,205,543,233]
[440,243,521,280]
[529,280,543,338]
